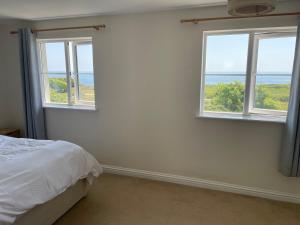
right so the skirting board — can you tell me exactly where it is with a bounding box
[102,164,300,204]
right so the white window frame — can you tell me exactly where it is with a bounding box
[199,27,297,123]
[37,37,96,110]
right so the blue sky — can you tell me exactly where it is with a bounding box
[205,34,296,74]
[45,42,93,73]
[44,35,296,74]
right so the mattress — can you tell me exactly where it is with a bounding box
[0,135,102,225]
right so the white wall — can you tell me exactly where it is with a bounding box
[0,21,30,129]
[1,1,300,196]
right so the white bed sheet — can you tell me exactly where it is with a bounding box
[0,135,102,225]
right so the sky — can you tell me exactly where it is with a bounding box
[45,42,93,73]
[44,34,296,74]
[205,34,296,74]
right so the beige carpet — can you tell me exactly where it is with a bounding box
[54,174,300,225]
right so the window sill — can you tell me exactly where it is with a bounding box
[43,104,97,111]
[197,112,286,123]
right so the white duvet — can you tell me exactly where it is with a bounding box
[0,135,102,225]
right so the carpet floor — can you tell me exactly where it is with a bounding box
[54,173,300,225]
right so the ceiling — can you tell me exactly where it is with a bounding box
[0,0,226,20]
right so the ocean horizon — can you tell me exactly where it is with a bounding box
[205,73,292,85]
[48,72,292,86]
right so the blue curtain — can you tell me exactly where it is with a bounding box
[19,28,47,139]
[280,21,300,177]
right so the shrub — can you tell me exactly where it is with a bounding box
[263,97,282,110]
[49,78,67,93]
[255,86,268,109]
[212,81,244,112]
[205,82,290,112]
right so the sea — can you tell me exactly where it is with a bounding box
[48,73,292,86]
[49,73,94,86]
[205,73,292,85]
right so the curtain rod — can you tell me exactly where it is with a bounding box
[181,12,300,24]
[10,24,106,35]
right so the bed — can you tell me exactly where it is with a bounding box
[0,135,102,225]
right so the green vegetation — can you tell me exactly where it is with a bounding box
[204,81,290,112]
[48,79,289,111]
[48,78,95,103]
[49,78,67,93]
[255,84,290,110]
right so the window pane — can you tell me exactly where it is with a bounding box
[46,73,68,104]
[42,42,68,104]
[203,34,249,113]
[254,36,296,111]
[44,42,66,72]
[76,43,95,104]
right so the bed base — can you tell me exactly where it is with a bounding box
[13,179,89,225]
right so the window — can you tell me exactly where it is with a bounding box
[37,38,95,109]
[200,28,297,122]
